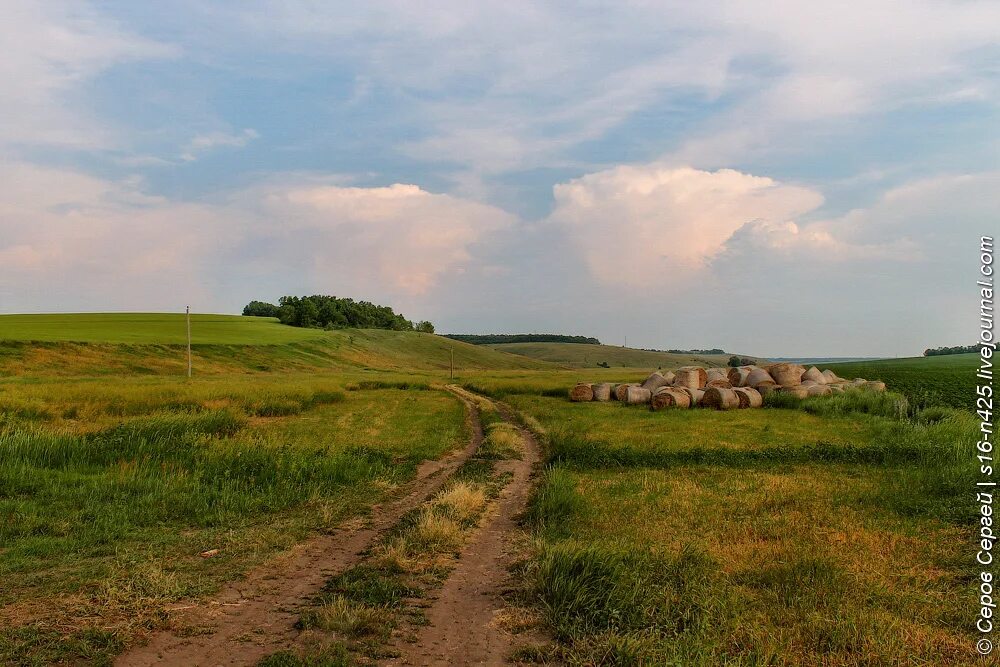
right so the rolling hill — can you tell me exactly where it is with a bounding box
[0,313,556,376]
[486,341,758,369]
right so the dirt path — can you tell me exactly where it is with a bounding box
[387,393,542,666]
[116,387,484,667]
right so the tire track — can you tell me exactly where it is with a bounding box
[116,387,484,667]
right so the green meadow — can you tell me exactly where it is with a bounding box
[0,314,980,665]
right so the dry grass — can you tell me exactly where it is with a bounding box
[434,482,487,523]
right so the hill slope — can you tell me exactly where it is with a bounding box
[826,353,977,410]
[487,342,756,369]
[0,314,555,376]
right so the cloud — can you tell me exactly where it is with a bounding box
[180,129,259,161]
[0,163,514,312]
[0,1,174,150]
[547,165,823,287]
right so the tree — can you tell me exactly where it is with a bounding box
[242,300,280,318]
[728,355,742,367]
[416,321,435,333]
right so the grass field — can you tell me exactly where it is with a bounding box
[0,314,556,376]
[827,353,977,410]
[503,386,976,664]
[487,341,756,368]
[0,375,467,665]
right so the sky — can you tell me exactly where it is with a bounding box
[1,1,997,357]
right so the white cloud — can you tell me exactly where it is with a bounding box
[180,128,259,161]
[548,165,823,287]
[0,1,174,150]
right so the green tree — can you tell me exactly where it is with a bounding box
[416,321,435,333]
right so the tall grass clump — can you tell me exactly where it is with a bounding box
[528,465,584,537]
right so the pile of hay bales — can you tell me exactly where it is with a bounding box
[569,363,886,411]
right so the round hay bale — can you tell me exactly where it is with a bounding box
[800,379,818,387]
[727,367,751,387]
[865,381,887,392]
[733,386,763,408]
[706,378,733,389]
[641,372,671,392]
[756,382,780,396]
[651,387,691,410]
[767,363,805,386]
[592,383,612,401]
[624,386,652,404]
[706,368,729,383]
[778,385,810,399]
[746,368,775,388]
[701,387,739,410]
[802,366,827,384]
[821,369,840,384]
[674,367,707,389]
[614,383,637,401]
[570,383,594,402]
[829,384,846,394]
[807,384,832,397]
[674,386,704,406]
[660,370,676,384]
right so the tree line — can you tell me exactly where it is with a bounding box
[923,345,977,356]
[243,296,434,332]
[444,334,601,345]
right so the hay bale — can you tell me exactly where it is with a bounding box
[624,386,652,404]
[727,367,751,387]
[767,363,805,386]
[674,387,704,406]
[807,384,832,397]
[614,383,637,401]
[674,367,707,389]
[706,368,729,383]
[802,366,826,384]
[829,384,846,394]
[778,385,810,398]
[733,386,763,408]
[756,382,780,396]
[651,387,691,410]
[865,381,886,392]
[570,383,594,402]
[706,378,733,389]
[641,372,671,392]
[701,387,739,410]
[821,369,840,384]
[592,383,612,401]
[746,368,775,388]
[660,370,676,384]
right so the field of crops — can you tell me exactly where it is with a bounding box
[827,353,977,410]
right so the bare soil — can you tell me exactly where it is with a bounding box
[116,387,484,667]
[385,394,543,666]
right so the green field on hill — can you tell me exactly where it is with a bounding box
[827,353,977,410]
[487,341,754,369]
[0,314,555,376]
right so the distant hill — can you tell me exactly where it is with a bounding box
[0,313,556,376]
[444,334,600,345]
[487,341,760,369]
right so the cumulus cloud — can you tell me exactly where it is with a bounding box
[0,164,514,312]
[548,165,823,287]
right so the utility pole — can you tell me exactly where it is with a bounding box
[186,306,192,378]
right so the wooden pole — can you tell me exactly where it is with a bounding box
[186,306,192,378]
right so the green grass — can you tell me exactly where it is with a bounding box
[0,313,322,344]
[515,389,977,665]
[0,314,556,376]
[487,342,756,369]
[0,378,467,665]
[827,353,977,410]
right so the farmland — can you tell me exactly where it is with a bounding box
[827,353,978,409]
[488,341,756,368]
[0,315,981,665]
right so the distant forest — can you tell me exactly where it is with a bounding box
[243,296,433,332]
[444,334,600,345]
[923,345,977,356]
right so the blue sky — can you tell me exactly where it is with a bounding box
[1,1,998,356]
